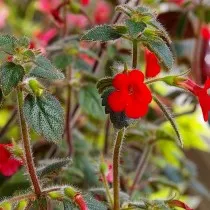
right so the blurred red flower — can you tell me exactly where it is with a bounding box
[177,78,210,121]
[145,49,160,78]
[168,200,193,210]
[67,14,88,29]
[108,70,152,119]
[80,0,90,6]
[0,144,22,177]
[169,0,185,5]
[94,1,111,24]
[201,25,210,40]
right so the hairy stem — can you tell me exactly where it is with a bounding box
[129,143,153,196]
[113,128,125,210]
[17,88,42,197]
[132,40,138,69]
[65,67,73,156]
[104,118,110,155]
[101,172,113,208]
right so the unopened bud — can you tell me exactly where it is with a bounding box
[28,79,44,97]
[48,191,63,200]
[64,187,77,199]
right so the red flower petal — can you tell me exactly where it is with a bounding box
[113,73,129,90]
[108,91,128,112]
[125,97,149,119]
[201,26,210,40]
[128,69,144,83]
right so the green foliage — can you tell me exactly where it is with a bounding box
[0,62,25,96]
[125,19,147,38]
[37,158,72,178]
[63,199,78,210]
[140,34,173,70]
[96,77,113,94]
[79,84,105,119]
[0,34,17,54]
[153,95,183,147]
[83,194,107,210]
[53,54,73,70]
[81,25,122,42]
[23,92,64,142]
[30,55,65,80]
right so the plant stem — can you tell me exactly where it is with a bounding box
[132,40,138,69]
[65,67,73,156]
[104,118,110,155]
[17,88,42,197]
[129,143,153,196]
[101,172,113,208]
[113,128,125,210]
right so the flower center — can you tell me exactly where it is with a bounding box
[128,85,134,95]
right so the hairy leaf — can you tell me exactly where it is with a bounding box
[140,35,173,70]
[96,77,113,94]
[0,62,25,96]
[63,199,78,210]
[81,25,122,42]
[37,158,72,178]
[0,34,17,54]
[53,54,73,70]
[126,19,147,38]
[83,194,107,210]
[23,93,64,142]
[79,84,105,119]
[153,95,183,147]
[30,55,64,80]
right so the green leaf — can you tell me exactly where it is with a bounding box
[63,199,78,210]
[16,36,30,48]
[79,84,105,119]
[81,25,122,42]
[96,77,113,94]
[140,35,173,70]
[153,95,183,147]
[30,55,64,80]
[83,194,107,210]
[37,158,72,178]
[0,34,17,54]
[0,62,25,96]
[23,92,64,142]
[53,54,73,70]
[73,58,92,72]
[125,19,147,38]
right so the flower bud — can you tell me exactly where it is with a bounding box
[99,162,108,174]
[64,186,77,199]
[28,79,44,97]
[0,201,12,210]
[48,191,63,201]
[74,194,88,210]
[15,200,27,210]
[69,2,81,14]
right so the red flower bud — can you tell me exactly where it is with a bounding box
[74,194,88,210]
[80,0,90,6]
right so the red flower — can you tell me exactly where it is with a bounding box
[145,49,160,78]
[168,200,193,210]
[0,144,22,177]
[108,70,152,119]
[94,1,111,24]
[201,26,210,40]
[80,0,89,6]
[169,0,185,5]
[177,78,210,121]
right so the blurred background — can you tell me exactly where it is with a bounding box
[0,0,210,209]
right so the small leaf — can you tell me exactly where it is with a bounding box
[140,35,173,70]
[73,58,92,72]
[83,194,107,210]
[96,77,113,94]
[53,54,73,70]
[30,55,64,80]
[63,199,78,210]
[81,25,122,42]
[37,158,72,178]
[0,34,17,54]
[153,95,183,147]
[79,84,105,119]
[0,62,25,96]
[23,92,64,142]
[125,19,147,38]
[16,36,30,48]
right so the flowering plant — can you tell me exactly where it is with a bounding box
[0,0,210,210]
